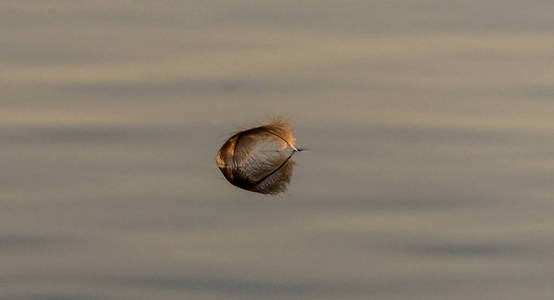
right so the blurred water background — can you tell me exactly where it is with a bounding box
[1,1,554,299]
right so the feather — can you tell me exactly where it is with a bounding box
[216,118,301,194]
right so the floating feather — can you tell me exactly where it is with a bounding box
[216,118,301,194]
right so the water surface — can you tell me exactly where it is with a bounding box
[1,1,554,299]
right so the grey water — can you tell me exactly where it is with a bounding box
[1,1,554,299]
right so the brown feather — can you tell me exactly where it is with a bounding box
[216,118,300,194]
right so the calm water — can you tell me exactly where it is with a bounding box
[1,1,554,299]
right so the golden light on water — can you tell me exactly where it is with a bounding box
[1,1,554,299]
